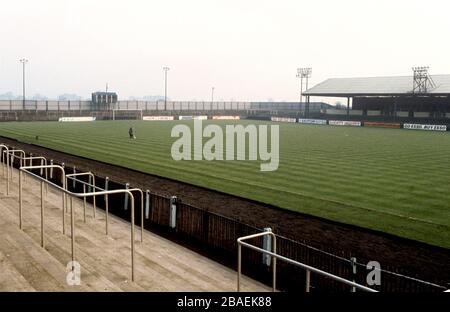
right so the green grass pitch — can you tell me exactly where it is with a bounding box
[0,120,449,249]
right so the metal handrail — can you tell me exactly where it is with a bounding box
[4,150,52,224]
[4,149,26,180]
[65,173,144,241]
[125,188,144,242]
[66,173,101,224]
[66,174,105,191]
[19,164,66,233]
[237,231,276,292]
[4,149,35,189]
[0,144,10,194]
[237,231,377,292]
[66,172,98,217]
[2,149,13,180]
[22,156,48,191]
[20,165,142,282]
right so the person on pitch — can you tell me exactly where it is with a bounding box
[129,127,136,139]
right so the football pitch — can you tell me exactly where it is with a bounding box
[0,120,449,249]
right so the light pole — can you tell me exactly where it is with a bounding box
[20,58,28,110]
[296,67,312,103]
[163,67,170,110]
[296,67,312,117]
[211,87,215,108]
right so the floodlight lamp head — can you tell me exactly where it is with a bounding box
[412,66,429,72]
[297,67,312,78]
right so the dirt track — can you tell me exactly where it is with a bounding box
[1,136,449,288]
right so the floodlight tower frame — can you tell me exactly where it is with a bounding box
[296,68,312,103]
[412,66,435,94]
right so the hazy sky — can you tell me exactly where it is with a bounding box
[1,0,449,101]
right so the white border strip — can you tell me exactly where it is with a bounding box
[143,116,174,121]
[298,118,327,125]
[212,116,240,120]
[179,115,208,120]
[58,117,96,122]
[271,117,296,123]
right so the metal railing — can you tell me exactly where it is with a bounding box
[65,173,144,240]
[19,164,144,282]
[66,172,98,217]
[23,156,48,188]
[237,231,377,292]
[0,142,145,243]
[4,149,25,180]
[3,148,49,185]
[0,144,10,194]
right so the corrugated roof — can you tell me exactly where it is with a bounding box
[303,75,450,97]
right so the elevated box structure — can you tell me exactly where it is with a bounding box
[91,91,118,110]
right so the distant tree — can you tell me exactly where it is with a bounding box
[143,95,166,101]
[127,96,142,101]
[0,92,21,100]
[58,94,82,101]
[30,93,48,100]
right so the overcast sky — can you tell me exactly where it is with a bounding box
[0,0,449,101]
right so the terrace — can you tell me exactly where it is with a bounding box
[0,164,268,291]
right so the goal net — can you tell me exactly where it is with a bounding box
[112,109,143,120]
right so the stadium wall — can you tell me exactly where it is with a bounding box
[1,99,450,126]
[0,100,329,113]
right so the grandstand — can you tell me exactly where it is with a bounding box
[303,74,450,122]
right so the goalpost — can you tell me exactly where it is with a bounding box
[112,109,143,120]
